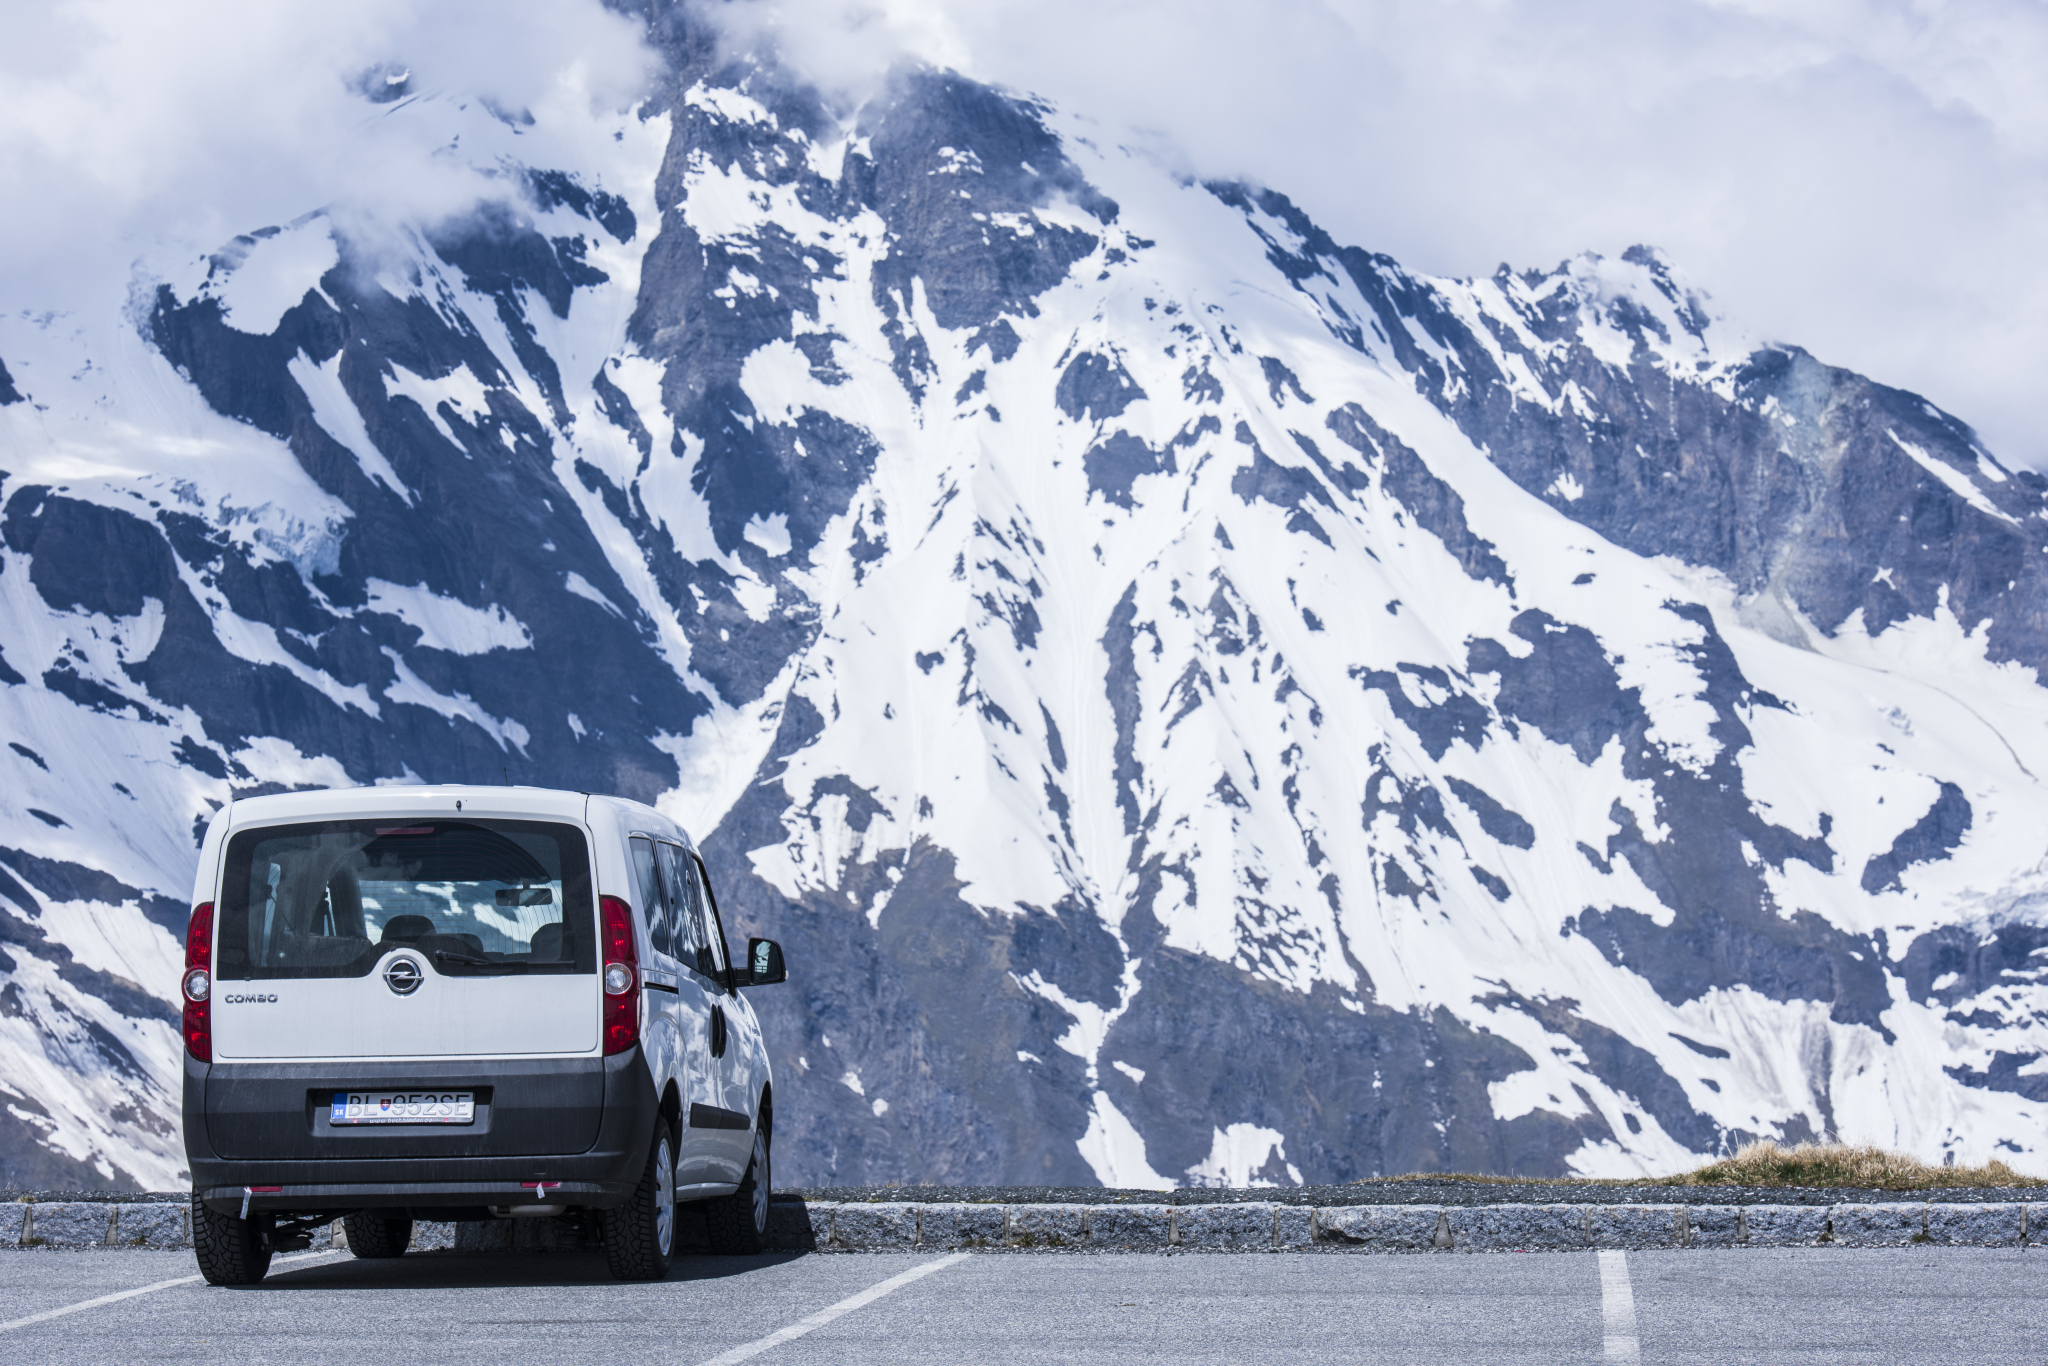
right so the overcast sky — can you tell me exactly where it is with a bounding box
[5,0,2042,465]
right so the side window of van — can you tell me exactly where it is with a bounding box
[629,837,669,959]
[688,854,732,981]
[655,842,707,972]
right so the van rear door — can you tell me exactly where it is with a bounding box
[209,817,599,1060]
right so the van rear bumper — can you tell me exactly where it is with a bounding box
[193,1180,627,1218]
[183,1048,657,1213]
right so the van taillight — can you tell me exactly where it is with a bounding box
[183,902,213,1062]
[599,895,639,1056]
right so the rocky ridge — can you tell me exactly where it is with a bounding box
[0,3,2042,1189]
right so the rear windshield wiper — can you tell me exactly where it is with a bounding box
[431,949,521,972]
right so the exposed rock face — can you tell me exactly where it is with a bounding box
[0,7,2042,1189]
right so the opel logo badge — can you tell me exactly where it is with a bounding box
[384,957,423,996]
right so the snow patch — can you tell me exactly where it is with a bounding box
[231,737,353,790]
[1184,1123,1302,1188]
[683,81,774,126]
[380,648,531,754]
[287,352,411,502]
[384,362,493,449]
[1546,472,1585,502]
[743,513,792,558]
[1076,1092,1173,1189]
[563,571,626,618]
[1888,430,2018,526]
[739,339,816,426]
[365,579,533,654]
[209,218,338,335]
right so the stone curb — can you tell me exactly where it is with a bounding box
[778,1200,2047,1253]
[6,1203,202,1249]
[1,1200,2038,1252]
[0,1203,470,1252]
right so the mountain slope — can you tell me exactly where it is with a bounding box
[0,10,2042,1188]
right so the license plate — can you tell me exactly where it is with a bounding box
[330,1091,475,1125]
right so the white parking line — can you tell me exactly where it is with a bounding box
[1598,1250,1641,1365]
[0,1250,343,1334]
[691,1252,972,1366]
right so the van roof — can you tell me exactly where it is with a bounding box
[226,785,597,828]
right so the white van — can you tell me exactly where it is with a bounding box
[178,786,784,1284]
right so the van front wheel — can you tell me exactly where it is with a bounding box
[599,1128,675,1281]
[342,1212,413,1258]
[191,1195,274,1286]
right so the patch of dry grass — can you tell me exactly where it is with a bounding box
[1353,1141,2044,1190]
[1655,1141,2044,1190]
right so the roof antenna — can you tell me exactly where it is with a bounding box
[502,765,510,787]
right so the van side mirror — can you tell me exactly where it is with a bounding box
[741,937,786,986]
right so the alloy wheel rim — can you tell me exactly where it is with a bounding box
[655,1135,674,1255]
[751,1129,769,1232]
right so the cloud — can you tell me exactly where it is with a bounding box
[697,0,2048,467]
[7,0,2042,466]
[0,0,658,314]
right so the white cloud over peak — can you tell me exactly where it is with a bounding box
[0,0,657,314]
[5,0,2043,467]
[699,0,2048,467]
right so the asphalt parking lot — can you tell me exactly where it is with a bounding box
[0,1245,2041,1365]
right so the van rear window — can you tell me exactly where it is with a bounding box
[217,819,595,980]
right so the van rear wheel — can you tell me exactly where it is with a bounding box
[599,1127,675,1281]
[705,1122,771,1255]
[191,1195,274,1286]
[342,1212,413,1258]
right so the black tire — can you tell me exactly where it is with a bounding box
[342,1211,413,1259]
[599,1126,675,1281]
[706,1120,771,1255]
[191,1195,275,1286]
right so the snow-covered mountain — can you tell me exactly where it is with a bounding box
[2,6,2044,1190]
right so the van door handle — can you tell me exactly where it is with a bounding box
[710,1005,727,1058]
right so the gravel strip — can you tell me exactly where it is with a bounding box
[786,1182,2045,1207]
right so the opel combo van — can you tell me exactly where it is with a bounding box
[179,786,785,1284]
